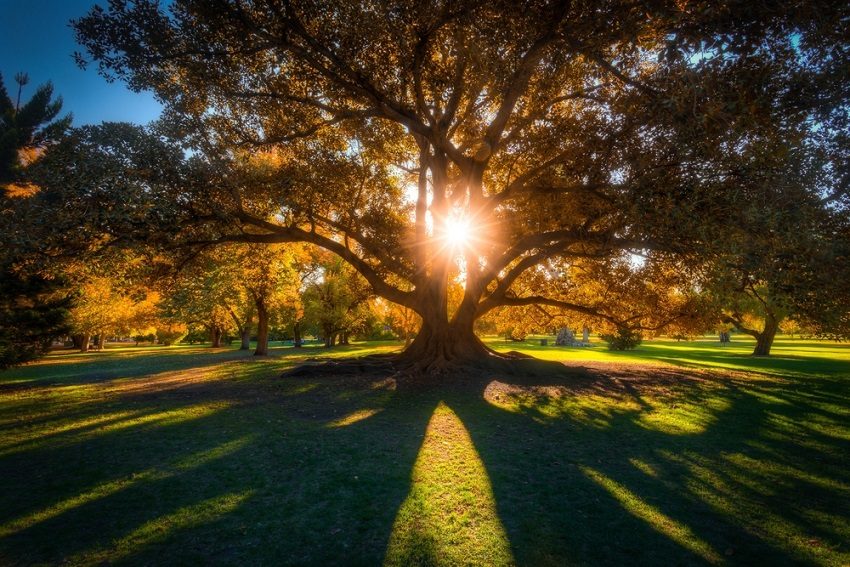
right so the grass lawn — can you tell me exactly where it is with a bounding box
[1,336,848,565]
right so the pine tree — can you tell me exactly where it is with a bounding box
[0,73,72,368]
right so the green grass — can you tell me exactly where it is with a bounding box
[488,334,850,378]
[1,337,849,565]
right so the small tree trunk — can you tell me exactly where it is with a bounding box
[95,333,106,350]
[752,315,780,356]
[240,327,251,350]
[582,326,590,343]
[293,320,302,348]
[340,331,349,345]
[210,326,222,348]
[79,333,91,352]
[254,298,269,356]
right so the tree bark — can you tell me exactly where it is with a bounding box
[293,320,302,347]
[254,298,269,356]
[752,314,780,356]
[95,333,105,350]
[79,333,91,352]
[397,314,494,373]
[240,327,251,350]
[210,326,222,348]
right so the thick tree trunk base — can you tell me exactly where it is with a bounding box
[752,336,776,357]
[280,320,583,388]
[281,342,576,389]
[751,316,779,357]
[280,352,583,393]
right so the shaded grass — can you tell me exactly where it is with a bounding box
[1,339,848,565]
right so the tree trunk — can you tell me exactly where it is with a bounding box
[582,326,590,343]
[398,314,493,373]
[95,333,105,350]
[254,299,269,356]
[210,326,222,348]
[752,314,780,356]
[79,333,91,353]
[240,327,251,350]
[293,320,302,347]
[340,331,349,345]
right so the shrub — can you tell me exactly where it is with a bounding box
[600,328,642,350]
[156,325,187,346]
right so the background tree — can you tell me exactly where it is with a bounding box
[1,72,71,190]
[377,299,422,347]
[700,126,850,355]
[237,243,302,355]
[302,254,375,348]
[158,259,238,348]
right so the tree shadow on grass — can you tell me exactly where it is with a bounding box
[642,352,850,378]
[439,363,850,565]
[1,356,848,565]
[0,363,439,565]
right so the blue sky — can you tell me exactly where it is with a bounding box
[0,0,162,126]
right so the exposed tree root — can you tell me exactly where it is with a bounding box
[281,349,590,390]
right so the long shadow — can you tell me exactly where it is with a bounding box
[0,365,437,565]
[442,365,850,565]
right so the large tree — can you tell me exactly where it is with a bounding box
[73,1,848,372]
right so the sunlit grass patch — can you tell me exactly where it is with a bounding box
[385,402,514,566]
[483,376,731,435]
[0,469,169,539]
[67,491,253,566]
[635,396,732,435]
[582,465,723,564]
[327,408,383,428]
[484,379,638,426]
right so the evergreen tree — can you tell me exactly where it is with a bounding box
[0,73,72,368]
